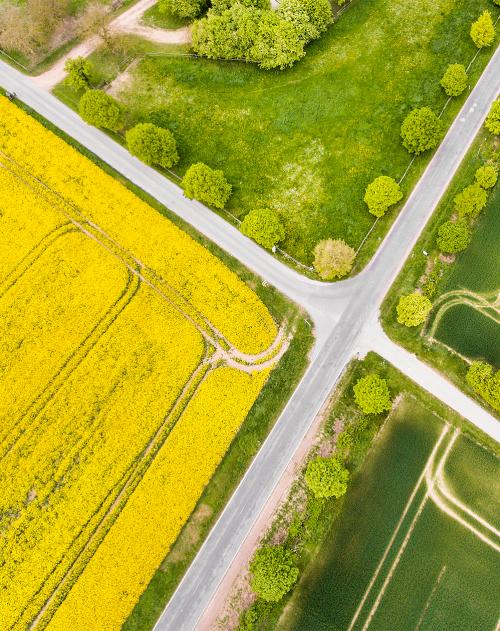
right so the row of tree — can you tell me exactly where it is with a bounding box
[245,372,392,610]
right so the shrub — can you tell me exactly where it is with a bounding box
[363,175,403,217]
[64,56,93,90]
[211,0,269,12]
[240,208,285,249]
[485,101,500,135]
[250,546,299,602]
[396,293,432,327]
[125,123,179,169]
[278,0,319,42]
[466,362,500,412]
[78,89,122,130]
[400,107,442,155]
[353,374,391,414]
[440,64,468,97]
[453,183,487,218]
[470,10,495,48]
[250,11,305,69]
[158,0,205,19]
[182,162,232,208]
[305,456,349,499]
[475,164,498,189]
[436,220,470,254]
[296,0,333,33]
[313,238,355,280]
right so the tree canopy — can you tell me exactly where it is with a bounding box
[400,107,442,155]
[250,546,299,602]
[158,0,206,19]
[475,164,498,189]
[363,176,403,217]
[470,10,495,48]
[440,64,468,97]
[78,89,122,130]
[182,162,232,208]
[353,374,392,414]
[125,123,179,169]
[64,56,93,90]
[485,101,500,135]
[240,208,285,249]
[313,239,355,280]
[466,361,500,412]
[396,293,432,327]
[453,183,487,218]
[305,456,349,499]
[436,220,470,254]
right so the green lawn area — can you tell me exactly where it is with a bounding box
[277,396,500,631]
[96,0,497,268]
[381,126,500,411]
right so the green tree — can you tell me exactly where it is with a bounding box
[353,374,391,414]
[453,183,487,218]
[211,0,269,13]
[298,0,333,33]
[250,546,299,602]
[485,101,500,135]
[250,11,305,69]
[440,64,468,97]
[363,175,403,217]
[64,56,93,90]
[466,362,500,412]
[158,0,206,19]
[305,456,349,499]
[125,123,179,169]
[470,10,495,48]
[400,107,442,155]
[396,293,432,327]
[436,220,470,254]
[475,164,498,189]
[78,89,122,130]
[182,162,232,208]
[313,238,355,280]
[278,0,318,42]
[240,208,285,249]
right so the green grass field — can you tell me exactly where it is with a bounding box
[277,397,500,631]
[89,0,497,267]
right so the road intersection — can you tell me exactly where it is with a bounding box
[0,44,499,630]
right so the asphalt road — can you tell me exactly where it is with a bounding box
[1,45,499,631]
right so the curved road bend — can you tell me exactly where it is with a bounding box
[0,46,499,631]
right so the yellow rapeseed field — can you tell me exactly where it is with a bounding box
[0,97,280,630]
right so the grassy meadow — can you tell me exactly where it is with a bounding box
[277,397,500,631]
[54,0,499,269]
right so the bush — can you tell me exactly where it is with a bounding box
[305,456,349,499]
[251,11,305,69]
[64,56,93,90]
[182,162,232,208]
[125,123,179,169]
[78,89,122,130]
[240,208,285,249]
[453,183,487,218]
[353,374,392,414]
[211,0,269,12]
[396,293,432,327]
[440,64,468,97]
[296,0,333,33]
[466,361,500,412]
[363,175,403,217]
[158,0,205,19]
[475,164,498,189]
[313,238,355,280]
[278,0,319,42]
[436,220,470,254]
[249,546,299,602]
[400,107,442,155]
[470,10,495,48]
[485,101,500,136]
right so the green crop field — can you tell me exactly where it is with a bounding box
[277,397,500,631]
[96,0,497,267]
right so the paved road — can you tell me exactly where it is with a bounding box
[1,44,499,631]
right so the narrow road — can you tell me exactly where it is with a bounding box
[1,41,499,631]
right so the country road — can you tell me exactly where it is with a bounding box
[1,42,499,631]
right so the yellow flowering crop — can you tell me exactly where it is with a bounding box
[0,97,280,630]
